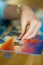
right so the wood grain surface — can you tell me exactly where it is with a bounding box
[0,51,43,65]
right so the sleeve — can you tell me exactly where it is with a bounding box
[0,1,7,19]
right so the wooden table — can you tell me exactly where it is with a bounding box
[0,51,43,65]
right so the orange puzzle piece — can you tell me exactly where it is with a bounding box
[0,37,15,51]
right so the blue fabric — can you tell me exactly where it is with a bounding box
[39,18,43,32]
[0,1,7,19]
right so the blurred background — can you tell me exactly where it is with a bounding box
[0,1,43,65]
[6,0,43,8]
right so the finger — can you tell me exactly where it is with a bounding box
[27,22,41,39]
[22,20,38,40]
[19,21,27,39]
[19,15,28,39]
[19,22,30,39]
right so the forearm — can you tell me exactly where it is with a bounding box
[0,1,22,20]
[4,5,21,20]
[0,2,26,20]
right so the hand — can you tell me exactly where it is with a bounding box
[19,5,41,40]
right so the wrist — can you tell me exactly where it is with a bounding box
[17,4,22,16]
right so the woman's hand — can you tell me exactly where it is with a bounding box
[19,5,41,40]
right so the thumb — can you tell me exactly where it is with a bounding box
[19,14,28,39]
[19,24,27,39]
